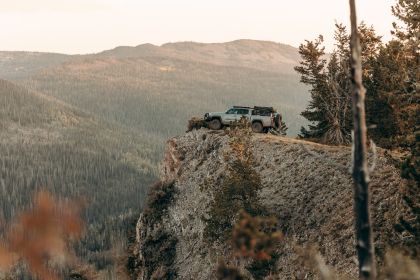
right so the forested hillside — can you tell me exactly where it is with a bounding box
[0,52,72,80]
[0,79,159,277]
[0,40,309,277]
[1,40,309,139]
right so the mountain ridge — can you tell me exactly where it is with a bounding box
[0,39,301,79]
[98,39,301,74]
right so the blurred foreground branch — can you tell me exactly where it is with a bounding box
[349,0,377,279]
[0,191,84,280]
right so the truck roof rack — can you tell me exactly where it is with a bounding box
[232,106,275,110]
[233,105,252,109]
[252,106,276,116]
[253,106,275,111]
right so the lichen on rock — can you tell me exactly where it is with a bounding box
[133,128,418,279]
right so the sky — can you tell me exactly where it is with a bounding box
[0,0,396,54]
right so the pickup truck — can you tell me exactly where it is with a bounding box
[204,106,282,133]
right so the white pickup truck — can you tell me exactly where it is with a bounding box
[204,106,282,133]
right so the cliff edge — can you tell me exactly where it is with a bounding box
[132,129,418,279]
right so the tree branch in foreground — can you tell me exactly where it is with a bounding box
[349,0,377,278]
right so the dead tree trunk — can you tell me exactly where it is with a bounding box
[349,0,377,279]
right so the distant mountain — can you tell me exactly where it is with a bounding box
[3,40,309,138]
[98,40,301,73]
[0,79,158,274]
[0,52,72,79]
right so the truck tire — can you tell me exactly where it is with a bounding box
[251,121,263,133]
[208,118,222,130]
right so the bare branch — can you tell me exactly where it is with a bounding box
[349,0,377,279]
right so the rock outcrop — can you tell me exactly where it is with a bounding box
[132,129,418,279]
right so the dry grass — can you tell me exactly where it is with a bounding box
[152,129,419,279]
[186,117,208,132]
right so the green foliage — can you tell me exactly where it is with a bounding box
[232,212,282,279]
[294,36,328,140]
[216,261,247,280]
[295,23,382,145]
[246,257,278,280]
[143,181,176,224]
[391,0,419,100]
[294,14,417,151]
[143,228,178,280]
[294,33,350,144]
[204,128,267,242]
[372,0,419,178]
[140,181,178,280]
[402,131,420,184]
[0,80,159,272]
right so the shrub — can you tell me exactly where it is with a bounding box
[143,180,176,224]
[216,261,247,280]
[232,211,282,261]
[187,117,208,132]
[233,211,282,280]
[204,128,267,242]
[246,257,278,280]
[137,181,178,279]
[143,228,178,280]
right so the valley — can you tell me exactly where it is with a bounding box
[0,40,310,277]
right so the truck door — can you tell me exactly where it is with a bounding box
[236,109,250,121]
[225,108,239,123]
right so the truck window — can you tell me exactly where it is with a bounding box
[226,108,237,114]
[237,109,249,115]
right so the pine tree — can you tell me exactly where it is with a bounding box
[296,23,384,145]
[391,0,420,92]
[294,36,330,140]
[391,0,419,183]
[367,41,404,146]
[294,26,354,144]
[364,0,419,149]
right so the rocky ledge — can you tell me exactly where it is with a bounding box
[131,129,418,279]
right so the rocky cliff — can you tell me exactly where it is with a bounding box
[132,129,418,279]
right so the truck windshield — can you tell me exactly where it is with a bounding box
[226,108,249,115]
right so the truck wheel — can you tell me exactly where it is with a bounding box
[208,119,222,130]
[251,122,263,133]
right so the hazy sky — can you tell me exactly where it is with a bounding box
[1,0,396,54]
